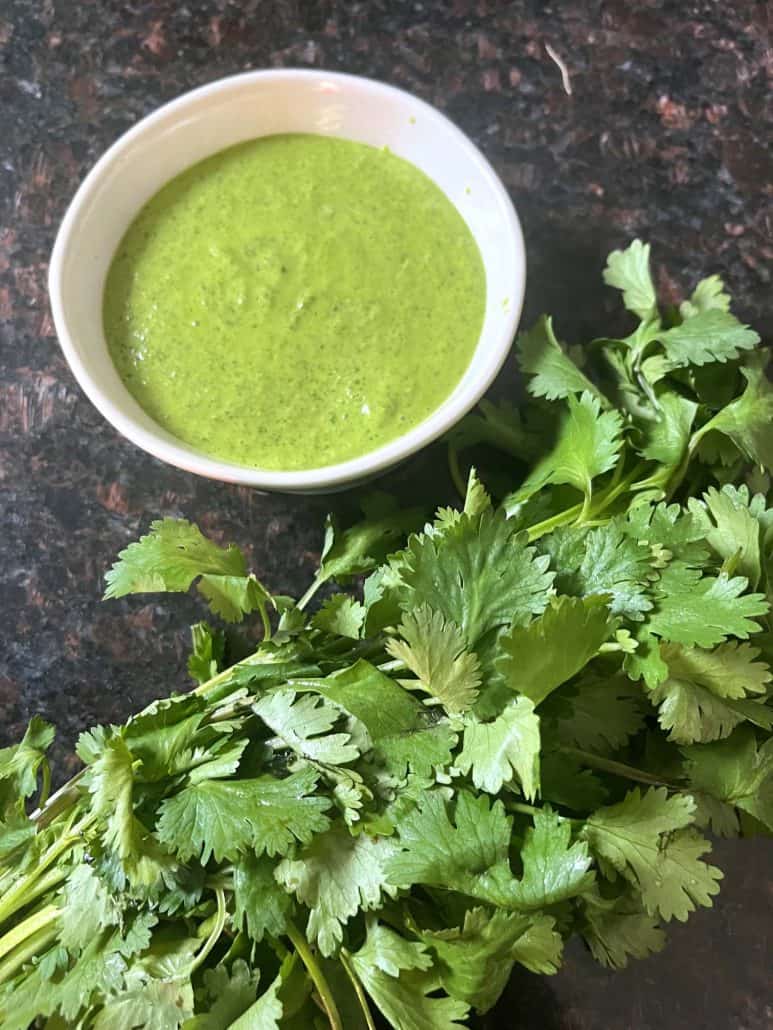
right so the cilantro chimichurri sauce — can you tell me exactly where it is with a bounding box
[104,134,486,470]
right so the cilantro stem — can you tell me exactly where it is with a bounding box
[508,800,582,827]
[560,747,679,789]
[297,573,326,612]
[376,658,406,674]
[188,888,227,976]
[286,920,343,1030]
[0,814,95,927]
[508,801,542,819]
[448,443,466,500]
[38,760,51,810]
[1,865,70,919]
[0,922,60,987]
[0,903,60,964]
[258,601,273,642]
[340,949,377,1030]
[31,769,85,828]
[527,503,583,541]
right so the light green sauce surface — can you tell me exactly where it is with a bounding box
[104,134,485,470]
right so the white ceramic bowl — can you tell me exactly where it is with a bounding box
[49,69,525,492]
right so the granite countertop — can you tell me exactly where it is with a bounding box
[1,1,771,1026]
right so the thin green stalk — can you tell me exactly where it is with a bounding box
[31,769,85,828]
[560,747,680,789]
[258,601,273,642]
[340,950,377,1030]
[593,462,648,512]
[0,814,95,927]
[376,658,406,674]
[286,920,343,1030]
[0,923,59,986]
[447,443,466,500]
[38,761,51,810]
[0,904,60,963]
[297,573,326,612]
[0,866,68,923]
[577,490,594,525]
[527,503,583,541]
[187,889,227,976]
[507,799,582,826]
[508,801,542,819]
[528,461,648,541]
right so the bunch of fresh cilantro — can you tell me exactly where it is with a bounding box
[2,240,772,1029]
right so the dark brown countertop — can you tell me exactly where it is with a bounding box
[1,1,771,1026]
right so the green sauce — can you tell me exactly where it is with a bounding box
[104,134,486,470]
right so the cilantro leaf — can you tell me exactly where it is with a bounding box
[275,826,398,956]
[386,605,481,715]
[507,806,595,909]
[649,569,768,648]
[421,907,535,1013]
[541,675,645,754]
[353,920,434,978]
[104,518,246,597]
[58,863,123,952]
[457,696,541,799]
[86,734,176,891]
[679,274,731,319]
[450,398,538,459]
[350,922,469,1030]
[602,239,657,321]
[656,309,759,368]
[638,391,698,469]
[683,726,773,831]
[197,573,272,624]
[0,804,37,860]
[188,622,225,684]
[688,485,763,586]
[695,364,773,472]
[311,660,422,741]
[319,499,423,585]
[253,690,361,765]
[91,975,195,1030]
[387,792,592,910]
[0,716,54,811]
[3,931,135,1028]
[230,975,283,1030]
[582,788,722,921]
[647,640,772,744]
[401,509,554,648]
[156,768,331,863]
[624,502,709,567]
[368,720,458,792]
[509,913,564,974]
[582,889,666,969]
[510,392,623,505]
[651,677,773,745]
[517,315,606,403]
[385,790,513,904]
[232,853,294,943]
[311,594,365,639]
[540,520,654,621]
[463,466,492,517]
[496,596,615,706]
[191,959,264,1029]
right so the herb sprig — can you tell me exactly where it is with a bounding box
[1,241,772,1029]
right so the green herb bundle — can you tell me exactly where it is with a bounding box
[2,241,772,1029]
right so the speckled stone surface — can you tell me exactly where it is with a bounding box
[1,1,771,1026]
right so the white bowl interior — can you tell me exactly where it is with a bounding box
[50,70,525,491]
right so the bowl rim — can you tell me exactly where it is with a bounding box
[48,68,526,491]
